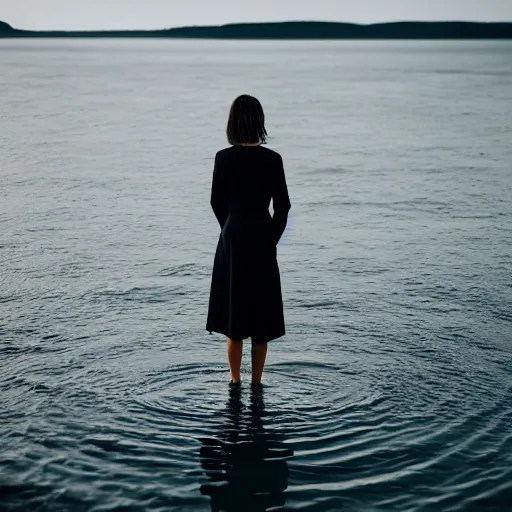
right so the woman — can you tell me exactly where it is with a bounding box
[206,94,291,385]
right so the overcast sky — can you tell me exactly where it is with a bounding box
[2,0,511,31]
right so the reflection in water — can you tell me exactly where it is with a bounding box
[199,385,294,512]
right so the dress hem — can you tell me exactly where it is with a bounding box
[206,328,285,343]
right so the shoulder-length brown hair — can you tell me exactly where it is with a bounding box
[226,94,268,145]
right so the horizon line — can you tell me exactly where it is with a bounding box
[3,19,512,33]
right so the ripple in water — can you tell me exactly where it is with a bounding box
[1,349,512,511]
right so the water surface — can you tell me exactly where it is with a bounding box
[1,39,512,511]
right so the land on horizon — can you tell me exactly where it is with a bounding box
[1,20,512,39]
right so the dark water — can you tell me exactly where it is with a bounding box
[1,40,512,511]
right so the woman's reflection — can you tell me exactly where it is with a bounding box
[199,384,294,511]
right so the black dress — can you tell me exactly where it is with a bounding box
[206,145,291,342]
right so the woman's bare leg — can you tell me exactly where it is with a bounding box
[227,338,243,383]
[251,341,268,385]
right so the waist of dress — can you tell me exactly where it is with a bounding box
[229,205,270,214]
[227,208,272,224]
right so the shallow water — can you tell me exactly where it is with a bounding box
[1,39,512,511]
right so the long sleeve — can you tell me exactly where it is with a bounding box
[272,155,291,245]
[210,153,229,229]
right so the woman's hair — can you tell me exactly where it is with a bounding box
[227,94,268,145]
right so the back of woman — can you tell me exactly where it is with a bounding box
[206,95,291,386]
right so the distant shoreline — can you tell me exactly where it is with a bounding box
[1,20,512,40]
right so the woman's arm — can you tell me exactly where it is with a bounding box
[210,153,229,228]
[272,154,291,244]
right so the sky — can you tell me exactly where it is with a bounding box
[1,0,511,31]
